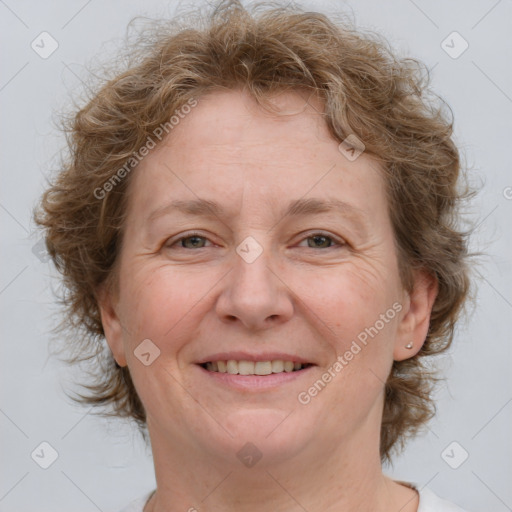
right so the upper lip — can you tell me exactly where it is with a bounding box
[195,351,316,365]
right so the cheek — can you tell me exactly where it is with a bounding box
[295,263,400,383]
[117,265,211,352]
[304,271,400,405]
[301,263,398,331]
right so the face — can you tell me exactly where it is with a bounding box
[101,89,435,468]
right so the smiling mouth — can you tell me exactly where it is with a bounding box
[199,360,314,375]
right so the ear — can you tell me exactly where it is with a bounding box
[394,270,438,361]
[97,284,127,367]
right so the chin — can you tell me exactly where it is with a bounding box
[200,408,314,468]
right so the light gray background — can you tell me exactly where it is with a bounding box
[1,1,511,511]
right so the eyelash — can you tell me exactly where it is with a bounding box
[166,231,345,250]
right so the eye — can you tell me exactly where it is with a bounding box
[165,231,344,251]
[166,232,212,249]
[297,232,343,249]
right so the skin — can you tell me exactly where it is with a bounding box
[99,89,438,512]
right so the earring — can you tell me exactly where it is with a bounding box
[405,342,414,349]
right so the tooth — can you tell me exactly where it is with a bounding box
[211,359,301,375]
[255,361,272,375]
[271,360,284,373]
[284,361,294,372]
[238,360,255,375]
[227,360,239,374]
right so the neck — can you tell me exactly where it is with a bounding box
[143,416,418,512]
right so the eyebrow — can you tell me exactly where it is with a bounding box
[146,197,369,230]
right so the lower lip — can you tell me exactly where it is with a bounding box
[196,364,315,391]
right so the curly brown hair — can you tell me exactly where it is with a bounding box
[35,0,472,461]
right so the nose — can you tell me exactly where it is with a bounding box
[215,247,294,331]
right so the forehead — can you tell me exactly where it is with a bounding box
[154,89,334,172]
[127,88,387,222]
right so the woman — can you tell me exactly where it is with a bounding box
[36,1,472,510]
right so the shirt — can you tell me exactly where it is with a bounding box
[117,487,469,511]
